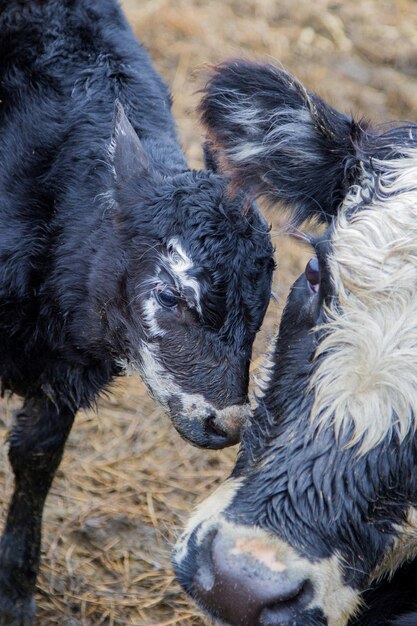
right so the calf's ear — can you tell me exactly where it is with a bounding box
[199,61,365,224]
[109,101,151,184]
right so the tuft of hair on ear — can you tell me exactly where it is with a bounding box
[109,100,151,184]
[198,60,367,225]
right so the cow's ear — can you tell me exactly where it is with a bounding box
[109,101,150,183]
[198,61,366,224]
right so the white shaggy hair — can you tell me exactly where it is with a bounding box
[311,148,417,452]
[229,105,321,165]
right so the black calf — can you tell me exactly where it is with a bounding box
[0,7,274,624]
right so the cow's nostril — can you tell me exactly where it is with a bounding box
[260,580,314,626]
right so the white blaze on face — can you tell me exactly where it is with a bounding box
[310,149,417,452]
[127,343,209,411]
[166,238,202,313]
[118,343,250,432]
[138,238,202,338]
[142,297,166,338]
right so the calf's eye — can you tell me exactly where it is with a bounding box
[154,286,179,309]
[305,257,320,293]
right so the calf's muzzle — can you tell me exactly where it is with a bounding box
[170,402,251,449]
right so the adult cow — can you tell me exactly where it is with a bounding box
[0,8,274,625]
[174,61,417,626]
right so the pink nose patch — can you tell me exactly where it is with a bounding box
[231,537,286,572]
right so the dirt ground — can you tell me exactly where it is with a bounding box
[1,0,417,624]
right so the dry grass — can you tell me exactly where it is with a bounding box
[1,0,417,624]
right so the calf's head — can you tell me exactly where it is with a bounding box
[174,62,417,624]
[91,103,274,449]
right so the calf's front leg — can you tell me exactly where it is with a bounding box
[0,396,75,626]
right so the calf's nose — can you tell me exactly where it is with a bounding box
[194,532,313,626]
[208,402,252,446]
[169,400,250,449]
[204,410,242,447]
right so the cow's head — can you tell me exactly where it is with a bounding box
[90,103,274,449]
[174,62,417,624]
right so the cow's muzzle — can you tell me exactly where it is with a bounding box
[176,528,314,626]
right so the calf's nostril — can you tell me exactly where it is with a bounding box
[206,415,227,437]
[206,415,228,438]
[202,414,237,449]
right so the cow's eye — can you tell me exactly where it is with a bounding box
[154,286,179,309]
[305,257,320,293]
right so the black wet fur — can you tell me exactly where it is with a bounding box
[0,3,274,623]
[349,559,417,625]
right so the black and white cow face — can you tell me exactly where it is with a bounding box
[95,104,274,449]
[174,62,417,624]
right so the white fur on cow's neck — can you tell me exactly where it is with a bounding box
[311,149,417,452]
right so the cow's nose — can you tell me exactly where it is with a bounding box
[193,532,313,626]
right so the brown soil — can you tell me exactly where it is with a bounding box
[1,0,417,624]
